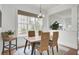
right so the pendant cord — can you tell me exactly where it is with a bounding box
[40,4,41,13]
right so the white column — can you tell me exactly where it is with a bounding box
[42,12,49,31]
[71,5,78,49]
[71,5,78,31]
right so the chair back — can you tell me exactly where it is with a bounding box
[38,31,42,36]
[28,31,35,37]
[51,32,59,46]
[40,32,50,51]
[1,32,9,41]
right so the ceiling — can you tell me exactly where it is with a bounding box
[50,9,71,18]
[2,4,59,11]
[25,4,59,11]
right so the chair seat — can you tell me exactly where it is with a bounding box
[3,37,16,41]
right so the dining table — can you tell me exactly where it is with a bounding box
[24,36,41,55]
[23,30,58,55]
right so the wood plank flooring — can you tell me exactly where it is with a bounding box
[1,45,77,55]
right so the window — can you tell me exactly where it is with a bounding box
[18,14,43,36]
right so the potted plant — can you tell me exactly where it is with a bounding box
[3,30,14,38]
[50,21,59,30]
[7,30,14,35]
[7,30,14,38]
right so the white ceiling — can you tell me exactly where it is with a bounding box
[25,4,59,11]
[2,4,72,15]
[51,9,71,17]
[49,8,72,23]
[2,4,59,11]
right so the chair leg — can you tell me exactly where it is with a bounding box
[2,40,5,55]
[52,47,54,55]
[9,41,11,55]
[56,45,58,52]
[16,38,17,50]
[24,40,28,53]
[47,49,49,55]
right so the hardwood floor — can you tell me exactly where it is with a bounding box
[60,44,77,55]
[1,44,77,55]
[64,49,77,55]
[1,49,15,55]
[1,45,24,55]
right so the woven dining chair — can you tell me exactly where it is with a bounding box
[28,31,35,37]
[38,31,42,36]
[36,32,50,55]
[34,31,42,48]
[24,31,35,53]
[1,32,17,55]
[49,32,59,55]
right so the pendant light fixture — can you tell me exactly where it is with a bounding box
[38,4,45,18]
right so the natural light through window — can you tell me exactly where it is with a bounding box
[18,15,43,36]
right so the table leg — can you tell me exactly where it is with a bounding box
[31,42,35,55]
[24,40,28,53]
[16,38,17,50]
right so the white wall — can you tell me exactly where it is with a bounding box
[58,31,77,49]
[0,5,2,33]
[47,5,78,49]
[77,5,79,50]
[1,5,16,32]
